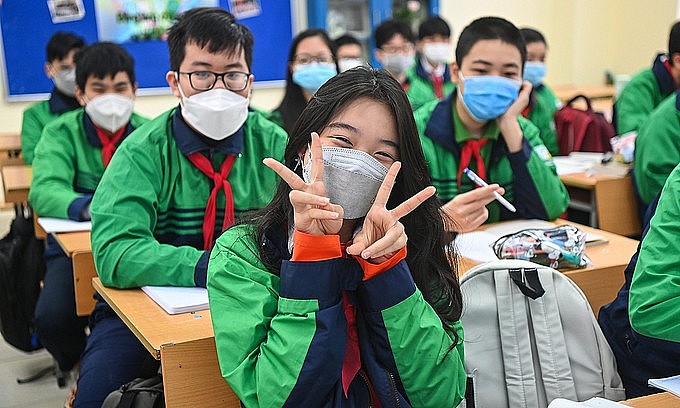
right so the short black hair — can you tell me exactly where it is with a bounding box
[334,34,361,50]
[166,7,254,71]
[46,31,85,63]
[455,17,526,69]
[418,16,451,40]
[374,19,415,49]
[74,42,135,91]
[669,21,680,55]
[519,27,547,47]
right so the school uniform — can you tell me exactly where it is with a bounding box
[208,224,466,407]
[28,108,148,372]
[523,84,561,156]
[405,56,455,111]
[633,90,680,204]
[615,53,677,134]
[20,88,81,164]
[599,166,680,398]
[414,94,570,223]
[73,107,286,407]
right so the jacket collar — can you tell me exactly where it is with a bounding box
[172,106,244,156]
[83,112,135,147]
[415,54,451,82]
[652,53,677,96]
[48,88,80,114]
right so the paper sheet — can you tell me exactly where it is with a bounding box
[141,286,209,315]
[648,374,680,397]
[454,231,499,263]
[38,217,91,233]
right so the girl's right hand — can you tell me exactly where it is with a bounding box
[442,185,505,232]
[263,132,344,236]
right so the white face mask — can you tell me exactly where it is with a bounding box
[53,68,76,96]
[177,77,249,141]
[422,42,452,64]
[337,58,364,73]
[381,53,415,77]
[302,146,388,219]
[85,93,134,133]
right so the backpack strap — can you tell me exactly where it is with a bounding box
[526,269,578,404]
[494,268,540,407]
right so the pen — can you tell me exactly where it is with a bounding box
[463,167,517,213]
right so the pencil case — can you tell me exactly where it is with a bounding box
[492,225,588,269]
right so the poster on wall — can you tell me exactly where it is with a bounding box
[94,0,218,43]
[228,0,261,19]
[47,0,86,23]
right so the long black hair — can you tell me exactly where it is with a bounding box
[252,66,463,331]
[273,29,337,135]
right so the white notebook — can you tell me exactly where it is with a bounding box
[648,374,680,397]
[141,286,209,315]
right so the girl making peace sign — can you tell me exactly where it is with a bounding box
[207,67,466,407]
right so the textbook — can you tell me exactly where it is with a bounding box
[37,217,91,233]
[648,374,680,397]
[141,286,209,315]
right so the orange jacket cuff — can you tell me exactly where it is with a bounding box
[291,229,342,261]
[356,246,407,281]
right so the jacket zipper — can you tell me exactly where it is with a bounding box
[385,370,401,408]
[358,371,373,408]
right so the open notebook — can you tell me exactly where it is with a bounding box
[141,286,209,315]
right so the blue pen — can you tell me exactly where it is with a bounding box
[463,167,517,213]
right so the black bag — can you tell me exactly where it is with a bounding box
[0,204,45,352]
[102,375,165,408]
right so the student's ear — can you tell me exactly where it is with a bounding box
[672,53,680,70]
[450,62,461,83]
[44,62,54,79]
[374,49,383,64]
[132,82,139,98]
[74,87,86,107]
[166,70,181,98]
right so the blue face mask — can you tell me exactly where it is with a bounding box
[458,73,521,122]
[292,62,337,94]
[523,62,546,87]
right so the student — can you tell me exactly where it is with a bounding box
[28,42,147,378]
[73,8,287,406]
[615,21,680,134]
[599,167,680,398]
[633,89,680,205]
[271,29,338,134]
[519,27,561,156]
[334,33,364,72]
[21,31,85,164]
[414,17,569,224]
[407,16,456,110]
[208,66,466,407]
[374,19,416,89]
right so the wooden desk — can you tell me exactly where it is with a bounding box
[53,231,95,316]
[458,219,639,315]
[92,278,240,407]
[622,392,680,407]
[0,132,22,164]
[560,172,641,237]
[1,165,31,203]
[552,85,615,103]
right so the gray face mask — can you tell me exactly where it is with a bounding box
[53,68,76,97]
[302,146,388,219]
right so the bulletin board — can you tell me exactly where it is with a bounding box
[0,0,294,100]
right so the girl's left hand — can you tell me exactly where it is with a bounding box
[346,162,436,264]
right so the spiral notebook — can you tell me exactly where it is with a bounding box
[141,286,209,315]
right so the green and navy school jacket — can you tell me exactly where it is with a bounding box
[525,84,560,156]
[208,224,466,408]
[21,88,81,164]
[29,108,148,221]
[90,107,287,289]
[405,56,455,111]
[615,53,677,134]
[414,94,569,222]
[634,90,680,204]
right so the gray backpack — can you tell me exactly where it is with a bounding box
[459,259,625,407]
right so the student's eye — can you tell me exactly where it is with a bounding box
[193,71,213,80]
[472,68,487,75]
[375,151,397,161]
[329,135,353,146]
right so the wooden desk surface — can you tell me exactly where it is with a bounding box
[622,392,680,407]
[54,231,90,257]
[552,85,615,103]
[92,277,240,407]
[0,132,20,152]
[1,165,31,203]
[458,219,638,315]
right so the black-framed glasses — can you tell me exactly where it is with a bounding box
[178,71,252,91]
[292,53,335,65]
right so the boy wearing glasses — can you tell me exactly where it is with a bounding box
[73,8,286,406]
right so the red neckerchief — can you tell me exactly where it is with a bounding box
[186,153,236,249]
[94,126,125,168]
[431,73,444,99]
[457,139,489,189]
[341,290,360,398]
